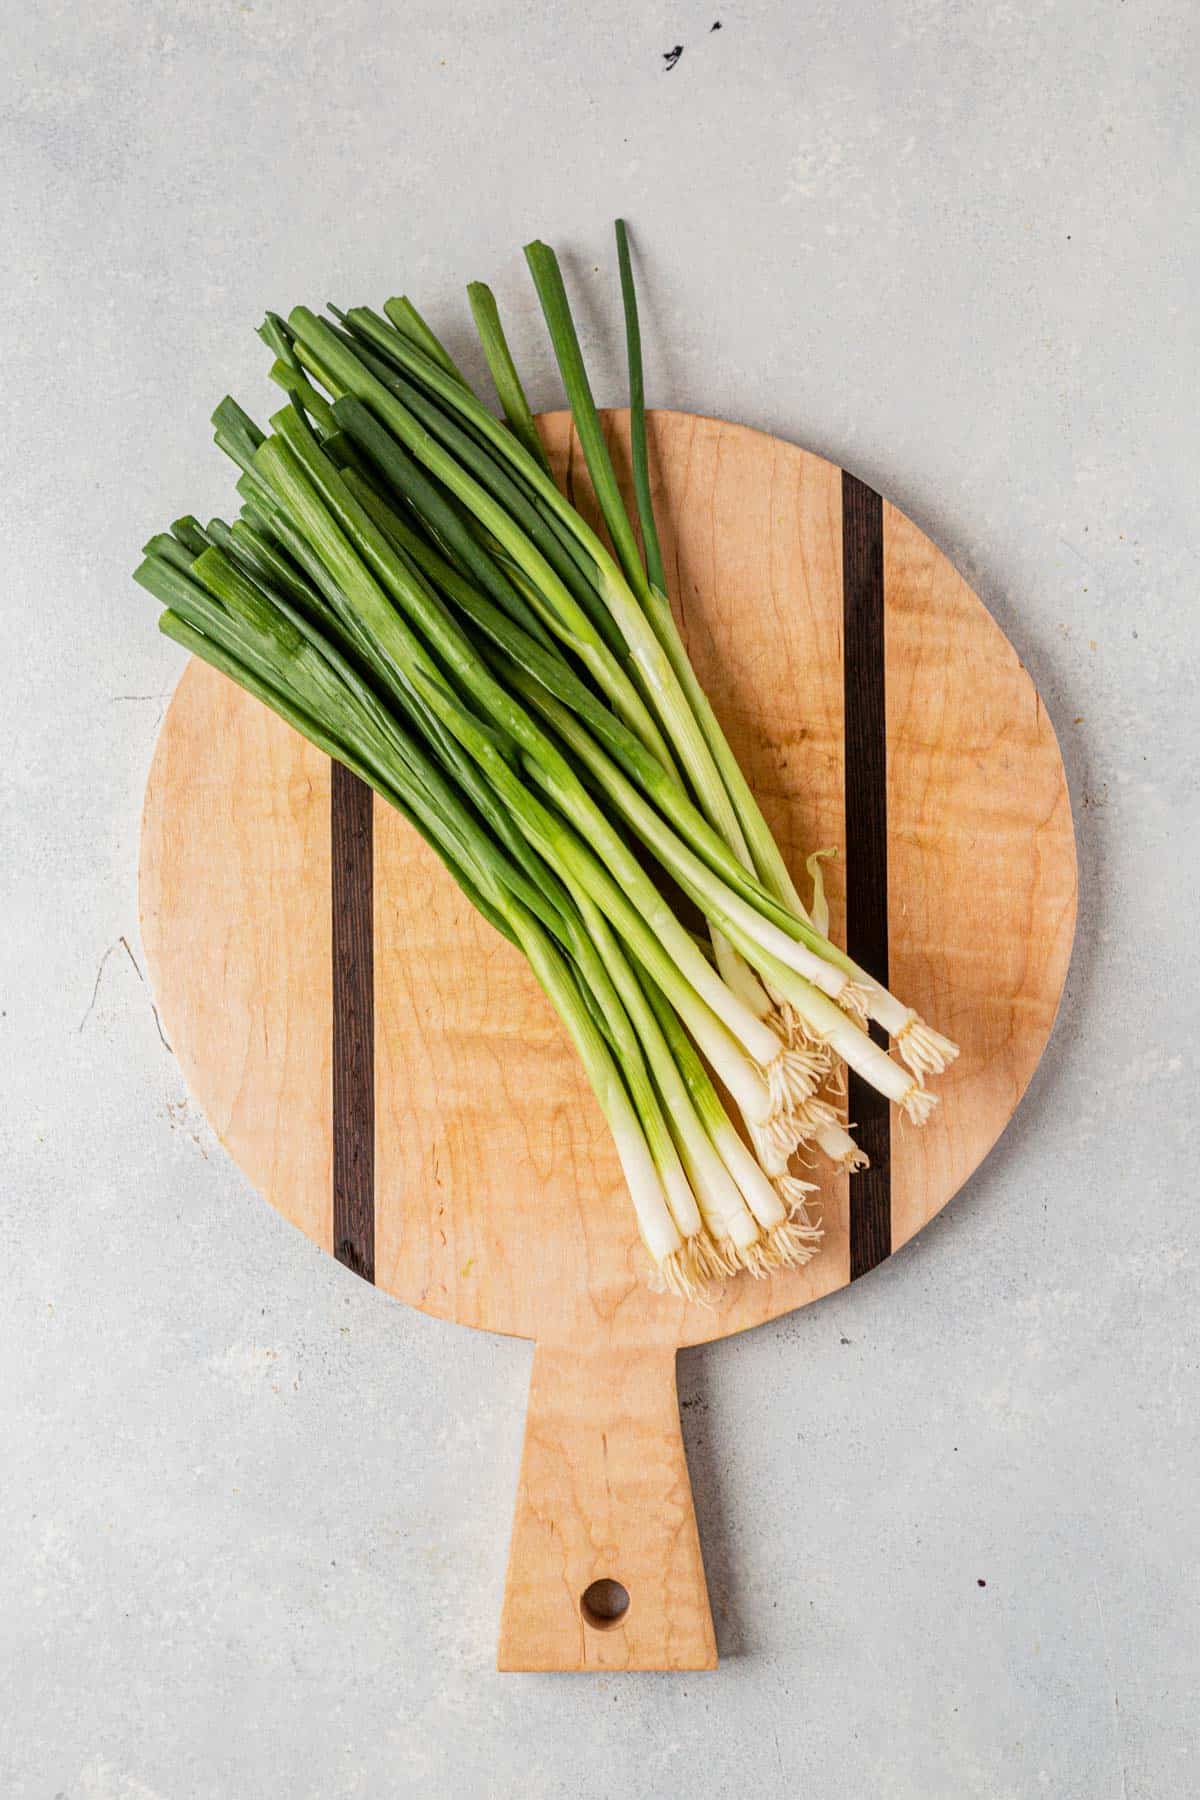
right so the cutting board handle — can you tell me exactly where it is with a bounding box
[497,1340,718,1671]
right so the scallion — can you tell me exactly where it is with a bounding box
[135,226,958,1297]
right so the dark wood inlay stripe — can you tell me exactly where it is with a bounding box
[331,762,375,1282]
[842,473,891,1279]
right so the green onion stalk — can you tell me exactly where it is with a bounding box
[133,225,958,1297]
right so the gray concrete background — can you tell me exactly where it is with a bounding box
[2,1,1197,1794]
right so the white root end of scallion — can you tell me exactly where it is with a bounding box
[813,1119,870,1172]
[893,1012,961,1080]
[772,1002,832,1058]
[749,1124,790,1176]
[691,1231,738,1283]
[835,1146,870,1172]
[736,1237,777,1279]
[683,1235,721,1298]
[750,1094,841,1172]
[763,1216,824,1269]
[678,1114,765,1254]
[710,1237,745,1277]
[775,1172,820,1220]
[855,981,957,1083]
[703,1114,789,1231]
[767,1041,833,1113]
[725,1207,764,1252]
[837,982,872,1025]
[783,1093,841,1136]
[821,1060,848,1099]
[901,1082,940,1127]
[651,1243,713,1304]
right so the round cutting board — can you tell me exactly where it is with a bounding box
[140,410,1077,1671]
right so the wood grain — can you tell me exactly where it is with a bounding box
[498,1342,716,1671]
[139,410,1077,1670]
[331,763,374,1282]
[140,665,333,1253]
[842,473,892,1279]
[881,502,1077,1250]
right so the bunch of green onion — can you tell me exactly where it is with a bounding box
[135,222,958,1300]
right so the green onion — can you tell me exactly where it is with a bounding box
[467,281,552,474]
[134,225,958,1297]
[614,219,666,594]
[382,294,469,388]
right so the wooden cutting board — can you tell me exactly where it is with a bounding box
[139,409,1077,1671]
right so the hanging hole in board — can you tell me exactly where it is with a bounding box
[580,1578,630,1630]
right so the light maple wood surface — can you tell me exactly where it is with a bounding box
[140,410,1076,1671]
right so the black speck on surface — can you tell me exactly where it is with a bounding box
[711,18,722,27]
[977,1578,987,1588]
[663,44,683,70]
